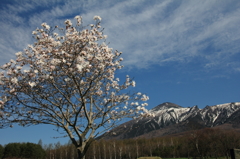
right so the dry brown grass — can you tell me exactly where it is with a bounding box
[137,157,162,159]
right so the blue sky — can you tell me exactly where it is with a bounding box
[0,0,240,146]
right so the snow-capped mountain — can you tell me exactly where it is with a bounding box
[100,102,240,139]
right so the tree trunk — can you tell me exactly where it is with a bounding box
[73,137,94,159]
[77,147,85,159]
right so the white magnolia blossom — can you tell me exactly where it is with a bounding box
[141,94,149,101]
[28,82,36,87]
[76,64,83,72]
[74,15,82,20]
[93,16,102,21]
[24,70,30,73]
[64,19,72,26]
[41,22,50,30]
[15,52,23,57]
[11,77,18,84]
[16,66,22,70]
[132,81,136,87]
[64,78,71,82]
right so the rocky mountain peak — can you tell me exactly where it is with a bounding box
[100,102,240,140]
[151,102,182,111]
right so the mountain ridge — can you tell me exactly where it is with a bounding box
[100,102,240,140]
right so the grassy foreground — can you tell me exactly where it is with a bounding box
[162,158,188,159]
[163,158,188,159]
[137,158,189,159]
[138,158,227,159]
[137,157,162,159]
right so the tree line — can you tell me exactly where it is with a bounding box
[2,128,237,159]
[0,142,45,159]
[83,128,240,159]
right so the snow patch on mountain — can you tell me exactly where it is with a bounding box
[149,102,240,127]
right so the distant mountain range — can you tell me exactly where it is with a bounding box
[100,102,240,139]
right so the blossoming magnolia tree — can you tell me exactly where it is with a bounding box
[0,15,153,159]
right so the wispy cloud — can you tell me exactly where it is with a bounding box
[0,0,240,74]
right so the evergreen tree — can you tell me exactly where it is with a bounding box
[0,144,4,159]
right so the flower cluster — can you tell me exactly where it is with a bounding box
[0,15,151,130]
